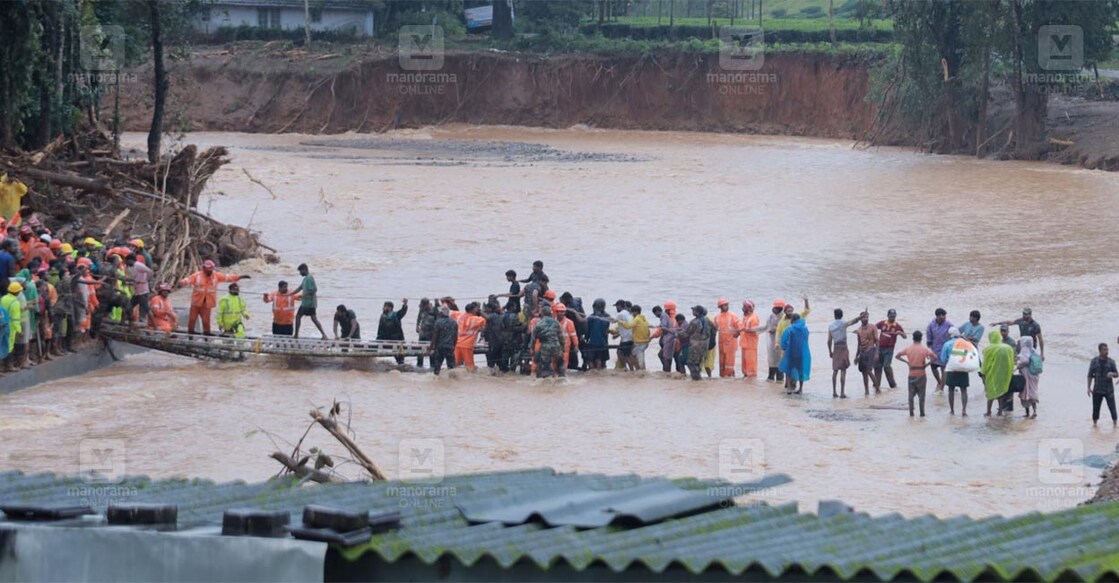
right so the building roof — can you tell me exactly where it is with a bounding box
[2,469,1119,582]
[202,0,374,11]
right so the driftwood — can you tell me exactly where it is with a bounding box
[310,409,387,480]
[270,452,341,483]
[2,129,274,283]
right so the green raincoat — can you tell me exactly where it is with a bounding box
[980,329,1015,400]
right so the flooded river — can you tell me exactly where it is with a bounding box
[3,126,1119,518]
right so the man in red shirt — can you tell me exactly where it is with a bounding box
[875,309,907,390]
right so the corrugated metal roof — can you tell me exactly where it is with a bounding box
[2,469,1119,582]
[456,474,792,528]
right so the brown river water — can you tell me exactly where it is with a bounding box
[3,126,1119,518]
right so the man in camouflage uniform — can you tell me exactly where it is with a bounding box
[531,305,565,378]
[415,298,436,368]
[498,304,525,373]
[678,305,712,381]
[429,306,458,375]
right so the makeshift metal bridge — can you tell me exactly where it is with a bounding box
[97,324,480,362]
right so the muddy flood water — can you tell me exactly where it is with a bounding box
[3,126,1119,518]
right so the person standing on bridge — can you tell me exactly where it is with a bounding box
[263,280,299,336]
[454,302,486,370]
[179,259,248,336]
[148,283,177,333]
[415,298,436,368]
[376,299,407,363]
[334,304,361,341]
[291,263,326,340]
[429,306,457,375]
[217,283,249,338]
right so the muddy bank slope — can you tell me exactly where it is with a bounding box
[115,49,880,140]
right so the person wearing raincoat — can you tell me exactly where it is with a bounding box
[779,313,811,394]
[217,282,249,338]
[981,329,1016,416]
[1,282,22,371]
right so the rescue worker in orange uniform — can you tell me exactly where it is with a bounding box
[179,259,248,335]
[735,300,762,378]
[713,298,741,378]
[454,301,486,369]
[554,303,579,369]
[148,283,178,332]
[263,280,300,336]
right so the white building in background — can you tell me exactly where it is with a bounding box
[194,0,375,37]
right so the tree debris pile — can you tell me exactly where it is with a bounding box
[0,128,270,282]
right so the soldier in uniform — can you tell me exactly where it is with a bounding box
[498,304,526,373]
[483,300,504,370]
[415,298,436,368]
[429,306,458,375]
[531,305,565,378]
[678,305,712,381]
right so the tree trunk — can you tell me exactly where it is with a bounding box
[493,0,514,40]
[976,46,991,157]
[36,1,58,148]
[147,0,167,164]
[303,0,311,49]
[1009,0,1046,159]
[599,0,606,24]
[758,0,763,25]
[657,0,662,25]
[669,0,675,27]
[828,0,836,47]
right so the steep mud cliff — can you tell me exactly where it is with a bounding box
[114,48,884,140]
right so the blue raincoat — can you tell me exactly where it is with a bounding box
[780,318,811,382]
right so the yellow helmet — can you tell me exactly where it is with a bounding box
[60,243,73,254]
[8,282,22,294]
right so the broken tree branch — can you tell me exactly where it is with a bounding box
[310,409,386,481]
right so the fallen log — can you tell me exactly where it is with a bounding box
[6,165,112,193]
[270,452,341,483]
[310,409,386,481]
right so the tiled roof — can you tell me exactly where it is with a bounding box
[2,469,1118,582]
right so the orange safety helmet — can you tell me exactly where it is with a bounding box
[717,298,729,307]
[773,299,786,309]
[543,290,557,301]
[76,257,93,267]
[554,302,566,313]
[664,300,677,311]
